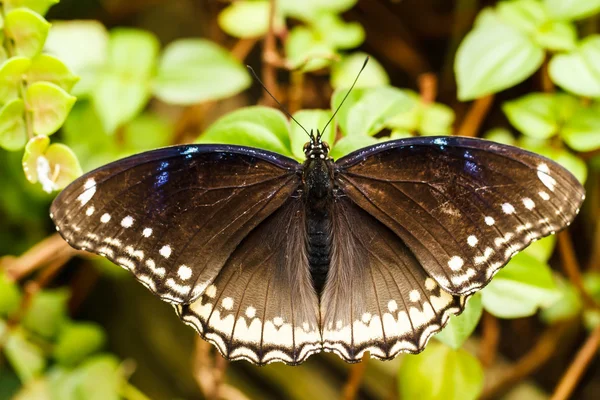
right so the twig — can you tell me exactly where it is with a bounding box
[230,38,258,62]
[551,323,600,400]
[540,56,555,93]
[342,353,369,400]
[418,73,438,104]
[479,311,500,367]
[1,234,78,281]
[558,231,599,310]
[260,0,280,106]
[481,323,570,399]
[288,69,304,114]
[456,94,494,137]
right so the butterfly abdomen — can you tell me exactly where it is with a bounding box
[303,158,334,295]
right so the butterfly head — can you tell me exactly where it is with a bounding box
[304,130,330,160]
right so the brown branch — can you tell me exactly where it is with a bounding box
[481,323,569,400]
[479,311,500,368]
[1,234,78,281]
[456,94,494,137]
[230,38,259,63]
[260,0,280,106]
[418,73,438,104]
[551,323,600,400]
[288,69,304,114]
[540,57,555,93]
[558,231,599,310]
[342,353,369,400]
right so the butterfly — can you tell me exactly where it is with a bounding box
[50,130,585,365]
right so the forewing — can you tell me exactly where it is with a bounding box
[321,197,465,362]
[51,145,301,304]
[335,136,585,296]
[175,199,321,365]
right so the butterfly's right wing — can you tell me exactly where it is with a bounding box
[176,198,321,365]
[51,145,301,304]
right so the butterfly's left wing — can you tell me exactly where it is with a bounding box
[175,198,321,365]
[334,136,585,297]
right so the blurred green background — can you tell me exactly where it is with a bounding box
[1,0,600,399]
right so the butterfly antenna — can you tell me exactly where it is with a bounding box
[247,65,312,138]
[319,57,369,140]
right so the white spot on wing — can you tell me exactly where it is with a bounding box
[448,256,464,271]
[523,198,535,210]
[537,170,557,191]
[467,235,478,247]
[409,290,421,302]
[539,191,550,201]
[100,213,111,223]
[222,297,233,310]
[502,203,515,214]
[245,306,256,319]
[205,285,217,298]
[159,245,171,258]
[485,216,495,226]
[142,228,153,237]
[388,300,398,312]
[86,206,94,216]
[178,265,192,281]
[121,216,134,228]
[425,278,437,291]
[77,178,96,205]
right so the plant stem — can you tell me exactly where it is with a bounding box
[342,353,368,400]
[456,94,494,137]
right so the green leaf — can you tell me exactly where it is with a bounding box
[0,98,26,151]
[0,56,32,103]
[331,53,389,89]
[198,106,292,156]
[44,21,109,96]
[534,21,577,51]
[562,103,600,152]
[122,113,172,152]
[92,29,159,133]
[22,288,70,339]
[332,86,412,137]
[53,323,106,366]
[285,26,337,71]
[549,35,600,98]
[71,355,122,400]
[0,271,22,317]
[4,329,46,383]
[27,54,79,92]
[398,342,484,400]
[436,294,483,349]
[502,93,576,139]
[313,13,364,50]
[523,235,556,262]
[540,275,582,324]
[218,1,284,38]
[280,0,357,21]
[496,0,547,33]
[543,0,600,20]
[153,39,250,105]
[484,128,516,145]
[4,8,50,58]
[420,103,456,136]
[3,0,59,16]
[27,82,76,136]
[455,10,544,101]
[481,252,559,318]
[329,135,378,160]
[584,272,600,302]
[290,109,334,160]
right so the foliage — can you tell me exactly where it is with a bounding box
[0,0,598,399]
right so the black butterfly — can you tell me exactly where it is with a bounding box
[50,133,585,365]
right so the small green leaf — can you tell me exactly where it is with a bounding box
[583,272,600,302]
[540,275,582,324]
[92,29,159,133]
[280,0,357,21]
[27,81,77,136]
[122,113,172,152]
[313,13,364,50]
[398,342,484,400]
[3,0,59,16]
[0,56,31,103]
[455,10,544,101]
[71,355,122,400]
[329,135,378,160]
[332,86,412,137]
[331,53,389,89]
[482,252,559,319]
[420,103,456,136]
[44,21,109,96]
[27,54,79,92]
[290,109,334,160]
[436,293,482,349]
[0,271,22,317]
[0,98,26,151]
[198,106,292,156]
[285,26,337,71]
[543,0,600,20]
[496,0,547,33]
[484,128,516,145]
[535,21,577,51]
[54,323,106,367]
[22,136,82,192]
[4,329,46,383]
[503,93,561,139]
[523,235,556,263]
[22,288,70,339]
[549,35,600,98]
[562,103,600,152]
[4,8,51,58]
[218,1,284,38]
[153,39,251,105]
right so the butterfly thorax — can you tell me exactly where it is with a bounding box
[303,156,334,295]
